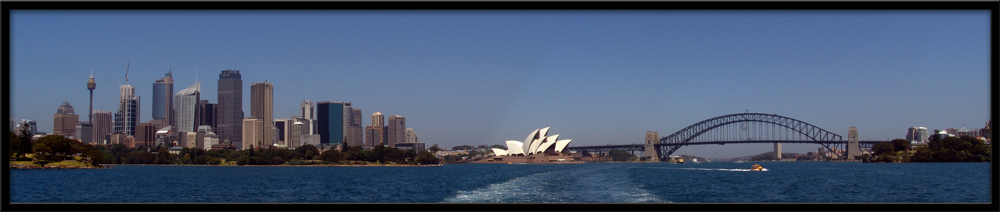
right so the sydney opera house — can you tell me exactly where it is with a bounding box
[477,127,581,163]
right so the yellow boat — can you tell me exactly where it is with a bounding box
[750,164,768,171]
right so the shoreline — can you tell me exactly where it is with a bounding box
[99,164,444,167]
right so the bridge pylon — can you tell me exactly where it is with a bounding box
[644,131,659,161]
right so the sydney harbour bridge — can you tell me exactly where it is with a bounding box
[566,113,891,161]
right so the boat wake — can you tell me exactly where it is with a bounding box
[443,166,669,203]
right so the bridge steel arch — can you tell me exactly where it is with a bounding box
[657,113,843,160]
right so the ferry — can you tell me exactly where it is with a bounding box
[750,164,768,172]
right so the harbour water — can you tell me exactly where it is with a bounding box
[8,162,990,203]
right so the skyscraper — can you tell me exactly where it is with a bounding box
[317,101,349,146]
[75,122,92,143]
[347,108,363,147]
[115,62,140,136]
[387,115,405,147]
[274,119,288,146]
[198,100,217,133]
[152,70,174,127]
[405,128,418,144]
[218,69,242,144]
[366,112,386,148]
[93,111,113,144]
[242,117,264,150]
[54,102,79,138]
[174,82,201,133]
[251,82,274,147]
[301,100,316,135]
[135,122,156,148]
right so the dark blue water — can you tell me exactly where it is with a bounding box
[9,162,990,203]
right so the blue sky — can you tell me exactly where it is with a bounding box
[10,10,991,158]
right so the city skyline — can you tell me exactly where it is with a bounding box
[10,10,991,158]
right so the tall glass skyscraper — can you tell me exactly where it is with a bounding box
[115,71,140,136]
[152,70,173,126]
[217,70,242,144]
[317,101,347,145]
[174,82,201,133]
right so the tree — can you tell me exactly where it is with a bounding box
[297,144,319,160]
[319,148,344,163]
[872,143,894,156]
[16,124,34,160]
[891,139,910,152]
[415,150,439,164]
[428,144,442,153]
[608,150,635,161]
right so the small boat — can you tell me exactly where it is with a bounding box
[735,160,744,164]
[750,164,767,171]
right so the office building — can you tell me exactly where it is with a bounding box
[92,111,113,144]
[394,142,425,152]
[387,115,405,147]
[174,82,201,133]
[274,119,287,145]
[198,100,217,133]
[251,82,274,147]
[218,69,243,144]
[366,112,386,148]
[405,128,418,144]
[75,122,92,143]
[347,108,363,147]
[200,126,220,151]
[152,70,174,126]
[317,101,352,146]
[301,100,316,134]
[242,117,264,150]
[115,70,140,136]
[135,122,157,148]
[53,102,79,138]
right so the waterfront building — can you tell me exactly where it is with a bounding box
[405,128,418,144]
[394,142,425,152]
[92,111,113,144]
[198,100,217,133]
[53,102,79,138]
[152,70,174,126]
[174,82,201,133]
[75,122,93,143]
[387,115,405,147]
[217,69,243,145]
[242,117,264,150]
[916,127,929,143]
[251,82,274,147]
[317,101,351,146]
[481,127,576,163]
[135,122,157,148]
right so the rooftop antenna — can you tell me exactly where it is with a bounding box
[125,54,130,85]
